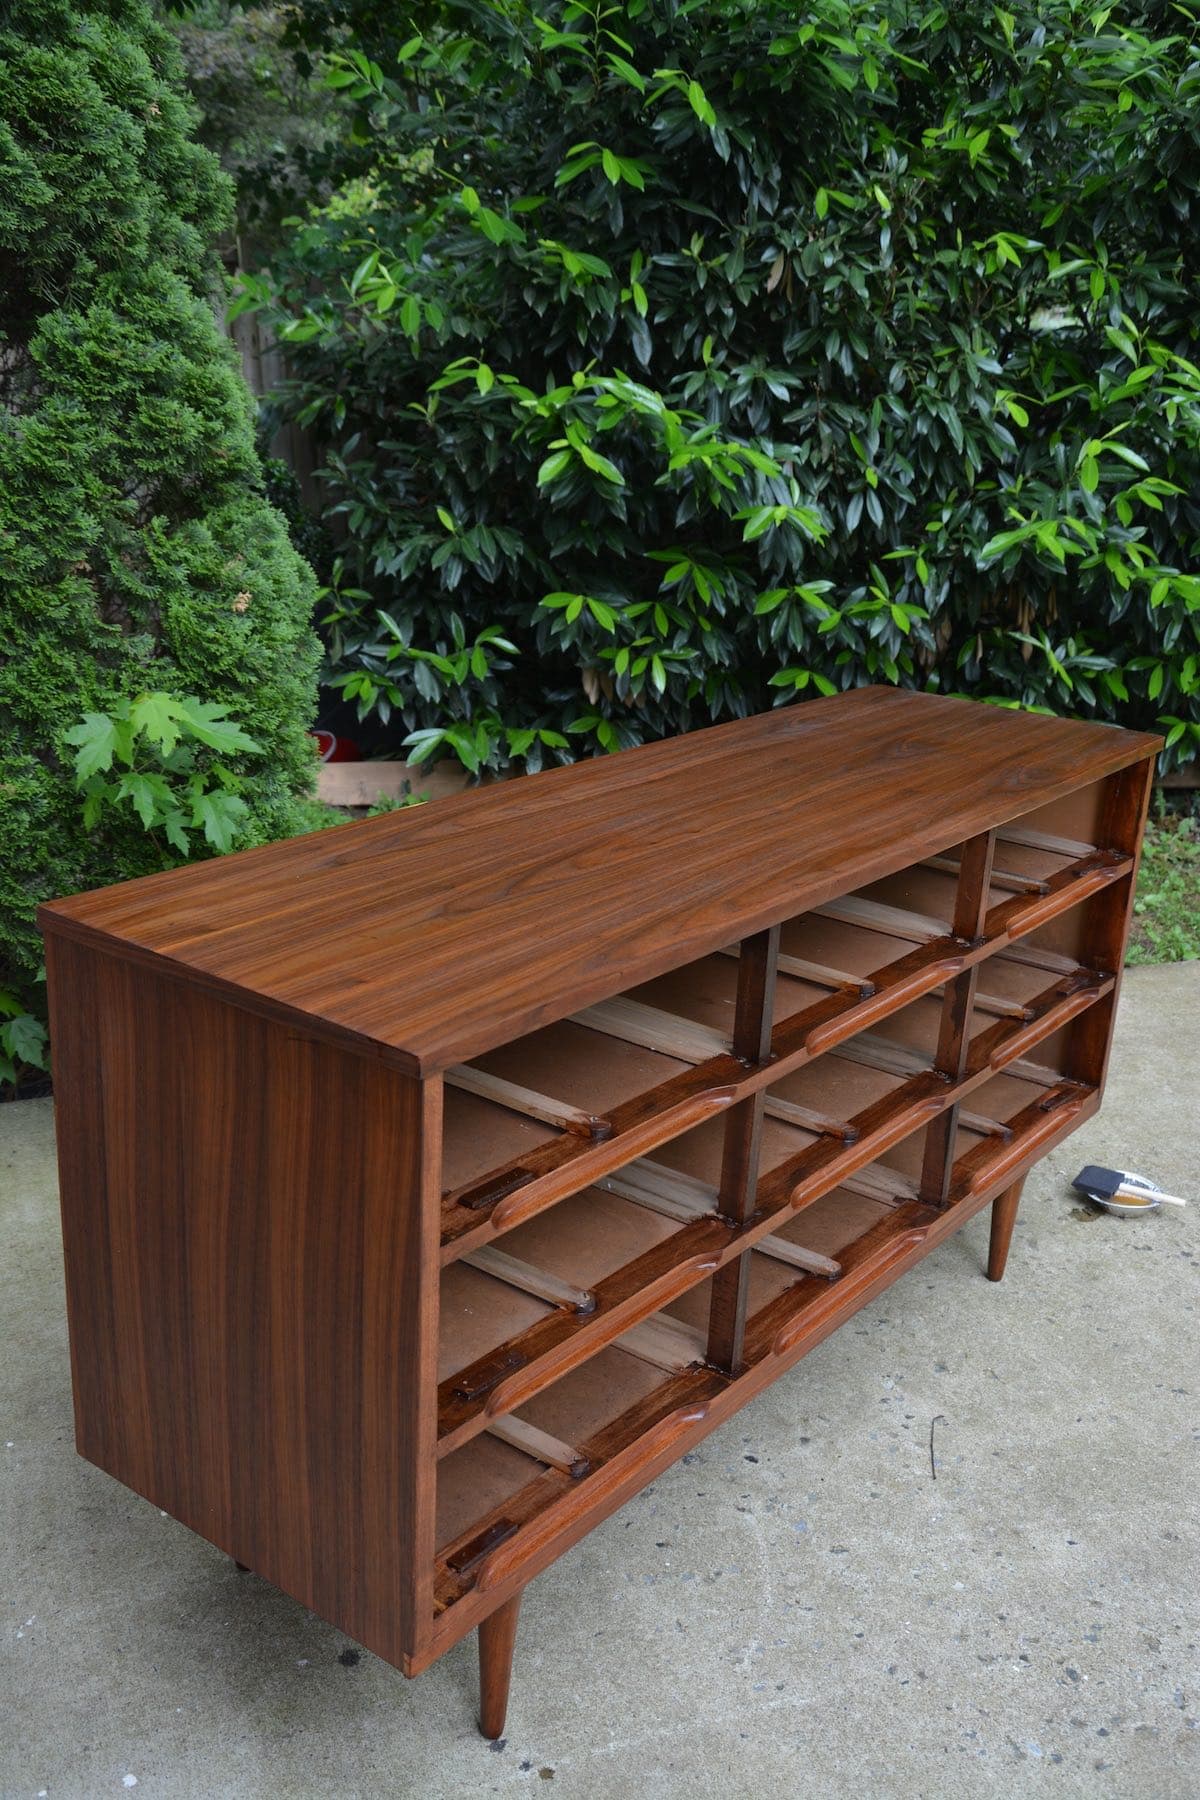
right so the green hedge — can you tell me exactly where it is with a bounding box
[0,0,322,1049]
[248,0,1200,776]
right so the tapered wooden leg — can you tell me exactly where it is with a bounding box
[987,1179,1024,1282]
[477,1592,522,1740]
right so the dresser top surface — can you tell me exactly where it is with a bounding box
[40,688,1158,1073]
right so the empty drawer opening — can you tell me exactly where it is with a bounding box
[438,1113,776,1457]
[435,1336,712,1607]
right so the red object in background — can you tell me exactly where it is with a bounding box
[310,730,362,763]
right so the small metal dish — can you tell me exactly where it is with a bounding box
[1083,1173,1172,1217]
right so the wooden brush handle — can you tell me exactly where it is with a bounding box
[1116,1183,1187,1207]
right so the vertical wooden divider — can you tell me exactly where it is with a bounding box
[705,924,781,1373]
[919,829,997,1210]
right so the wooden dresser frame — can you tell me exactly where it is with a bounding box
[39,689,1159,1737]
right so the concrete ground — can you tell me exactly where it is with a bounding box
[2,965,1198,1800]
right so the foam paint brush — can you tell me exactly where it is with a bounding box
[1072,1165,1188,1214]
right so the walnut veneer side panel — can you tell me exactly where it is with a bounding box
[44,931,441,1672]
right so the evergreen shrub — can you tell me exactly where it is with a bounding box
[0,0,323,1079]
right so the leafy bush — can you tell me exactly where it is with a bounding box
[1129,804,1200,963]
[0,0,323,1079]
[0,989,47,1091]
[66,692,267,859]
[246,0,1200,776]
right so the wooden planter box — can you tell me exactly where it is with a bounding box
[39,688,1158,1737]
[316,758,477,809]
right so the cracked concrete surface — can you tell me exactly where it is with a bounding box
[2,963,1198,1799]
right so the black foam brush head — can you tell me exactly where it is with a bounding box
[1072,1164,1127,1199]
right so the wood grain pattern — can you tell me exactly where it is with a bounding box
[478,1592,522,1738]
[706,925,779,1371]
[38,690,1159,1075]
[987,1179,1025,1282]
[594,1159,841,1274]
[920,829,996,1208]
[39,695,1160,1731]
[437,845,1133,1261]
[431,955,1117,1463]
[425,1091,1105,1660]
[44,934,440,1674]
